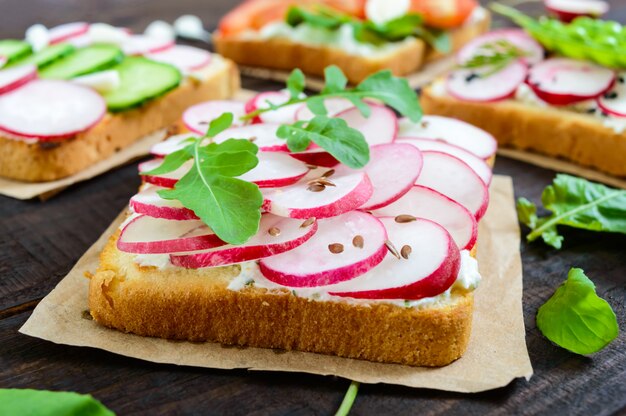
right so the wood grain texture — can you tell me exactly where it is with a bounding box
[1,0,625,415]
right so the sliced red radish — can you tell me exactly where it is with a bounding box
[335,143,423,210]
[171,214,318,268]
[597,73,626,117]
[335,104,398,146]
[182,100,246,135]
[371,186,477,250]
[140,152,309,189]
[117,215,226,254]
[150,133,200,157]
[447,60,528,102]
[527,57,615,106]
[324,217,460,300]
[130,186,199,220]
[0,56,7,68]
[49,22,90,45]
[397,116,497,160]
[545,0,609,22]
[295,98,356,121]
[0,80,105,140]
[263,172,373,219]
[244,90,302,124]
[415,151,489,220]
[0,64,37,95]
[213,124,290,152]
[259,211,387,287]
[396,138,492,185]
[289,148,339,167]
[146,45,212,73]
[122,35,175,56]
[457,29,544,65]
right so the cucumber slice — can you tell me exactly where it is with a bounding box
[9,43,75,69]
[0,40,32,64]
[103,57,182,112]
[40,44,124,79]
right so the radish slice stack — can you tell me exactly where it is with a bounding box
[49,22,90,44]
[447,60,528,102]
[183,100,247,134]
[122,34,175,56]
[245,91,302,124]
[146,45,212,73]
[457,29,544,65]
[120,91,498,302]
[597,73,626,117]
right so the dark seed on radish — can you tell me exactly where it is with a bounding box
[300,218,315,228]
[604,92,618,99]
[328,243,344,254]
[401,245,412,259]
[586,108,597,114]
[385,240,401,259]
[268,227,281,236]
[395,214,417,223]
[619,77,624,84]
[352,235,364,249]
[465,73,479,83]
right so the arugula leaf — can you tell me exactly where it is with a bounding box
[517,174,626,249]
[537,268,618,355]
[0,389,115,416]
[277,115,369,168]
[356,70,421,122]
[286,68,305,100]
[142,145,194,176]
[321,65,348,95]
[206,112,234,137]
[286,6,343,29]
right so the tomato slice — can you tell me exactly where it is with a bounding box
[409,0,477,29]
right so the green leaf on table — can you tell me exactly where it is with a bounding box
[277,115,369,168]
[286,68,305,100]
[517,174,626,249]
[536,268,619,355]
[356,70,421,121]
[0,389,115,416]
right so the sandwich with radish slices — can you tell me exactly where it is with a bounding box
[88,67,496,366]
[421,4,626,178]
[213,0,490,84]
[0,22,238,183]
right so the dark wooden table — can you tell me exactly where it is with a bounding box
[1,1,625,415]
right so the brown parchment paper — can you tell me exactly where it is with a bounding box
[20,175,532,392]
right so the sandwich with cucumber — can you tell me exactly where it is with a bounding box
[88,68,497,366]
[421,4,626,178]
[214,0,490,84]
[0,22,239,182]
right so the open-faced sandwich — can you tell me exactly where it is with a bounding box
[0,22,239,182]
[421,4,626,178]
[89,68,497,366]
[214,0,490,84]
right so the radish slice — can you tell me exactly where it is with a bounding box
[527,58,615,106]
[0,64,37,95]
[263,172,373,219]
[325,217,460,300]
[171,214,318,268]
[182,100,246,135]
[140,152,309,189]
[598,73,626,117]
[150,133,200,157]
[447,60,528,102]
[416,151,489,220]
[335,104,398,146]
[130,186,199,220]
[0,80,105,140]
[146,45,212,72]
[122,35,175,56]
[398,116,497,160]
[457,29,544,65]
[295,98,356,121]
[289,149,339,167]
[118,215,226,254]
[396,138,492,185]
[545,0,609,22]
[245,90,301,124]
[213,124,290,152]
[259,211,387,287]
[371,186,477,250]
[49,22,89,44]
[335,143,423,210]
[0,56,7,68]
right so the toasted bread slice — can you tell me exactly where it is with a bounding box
[421,82,626,177]
[0,58,240,182]
[89,231,474,367]
[214,10,490,84]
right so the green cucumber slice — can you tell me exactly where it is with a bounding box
[0,40,32,64]
[40,44,124,79]
[9,43,75,69]
[103,57,182,112]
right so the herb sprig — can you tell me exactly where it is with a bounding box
[459,39,528,77]
[142,66,421,245]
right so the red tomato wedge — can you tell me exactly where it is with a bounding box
[409,0,477,29]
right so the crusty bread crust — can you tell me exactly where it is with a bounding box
[89,232,474,367]
[0,60,240,182]
[421,85,626,177]
[213,13,489,84]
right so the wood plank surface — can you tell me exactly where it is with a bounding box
[0,1,625,415]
